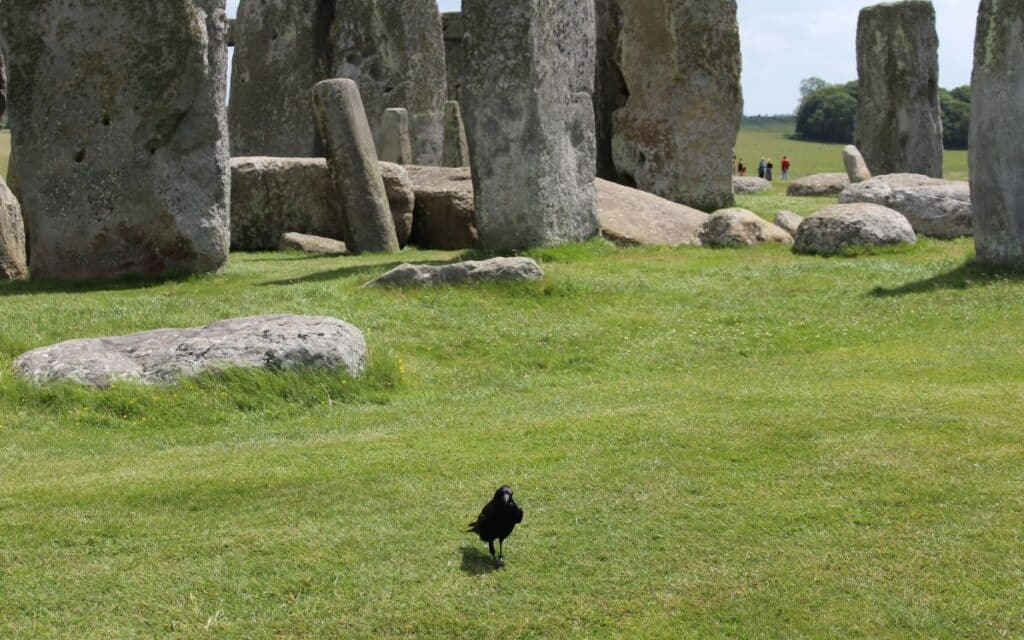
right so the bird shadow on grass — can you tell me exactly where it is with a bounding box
[870,260,1024,297]
[459,545,500,576]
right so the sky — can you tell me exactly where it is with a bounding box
[224,0,977,115]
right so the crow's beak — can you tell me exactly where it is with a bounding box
[503,493,511,504]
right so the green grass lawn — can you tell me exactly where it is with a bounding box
[3,236,1024,638]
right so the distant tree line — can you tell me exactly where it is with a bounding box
[794,77,970,149]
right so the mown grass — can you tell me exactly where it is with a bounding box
[3,236,1024,638]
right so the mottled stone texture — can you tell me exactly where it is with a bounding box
[331,0,447,165]
[1,1,230,281]
[380,108,414,165]
[442,101,470,168]
[0,52,7,120]
[462,0,599,251]
[606,0,742,211]
[0,176,27,280]
[971,0,1024,266]
[442,12,464,101]
[229,0,332,157]
[855,1,943,178]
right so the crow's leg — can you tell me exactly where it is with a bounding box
[498,539,504,561]
[488,540,496,561]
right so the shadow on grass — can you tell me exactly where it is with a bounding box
[460,545,500,576]
[871,260,1024,297]
[0,272,198,298]
[257,250,498,287]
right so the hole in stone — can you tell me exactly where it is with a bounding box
[271,31,279,41]
[74,149,86,163]
[102,114,111,126]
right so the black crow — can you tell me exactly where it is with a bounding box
[468,485,524,565]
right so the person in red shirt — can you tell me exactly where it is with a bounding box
[781,156,792,181]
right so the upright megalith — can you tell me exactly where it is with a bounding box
[229,0,333,157]
[380,108,414,165]
[442,12,465,102]
[0,52,7,120]
[604,0,743,211]
[462,0,599,251]
[442,101,470,168]
[313,79,400,254]
[593,0,626,181]
[1,1,230,281]
[970,0,1024,267]
[331,0,448,165]
[855,1,943,178]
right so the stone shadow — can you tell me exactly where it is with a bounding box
[459,545,500,575]
[870,261,1024,297]
[0,273,196,298]
[258,250,496,288]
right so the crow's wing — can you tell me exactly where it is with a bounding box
[468,499,499,532]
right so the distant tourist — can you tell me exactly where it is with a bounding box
[738,159,747,176]
[766,159,774,182]
[758,157,767,179]
[781,156,791,181]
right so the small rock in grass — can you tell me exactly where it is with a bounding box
[773,210,804,236]
[279,232,348,255]
[366,257,544,287]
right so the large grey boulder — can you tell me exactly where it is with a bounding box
[1,0,230,281]
[462,0,599,251]
[843,145,872,183]
[442,12,465,101]
[406,166,479,250]
[786,173,850,197]
[313,79,400,254]
[230,157,414,251]
[794,203,917,255]
[597,178,708,247]
[838,174,972,239]
[279,232,349,256]
[367,257,544,287]
[773,210,804,236]
[701,209,793,247]
[855,1,943,178]
[331,0,448,165]
[605,0,742,211]
[13,315,368,388]
[970,0,1024,267]
[0,176,27,280]
[733,176,772,195]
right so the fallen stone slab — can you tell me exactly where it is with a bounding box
[406,165,479,250]
[838,174,972,239]
[786,173,850,197]
[279,233,349,255]
[597,178,708,247]
[366,257,544,287]
[700,208,793,247]
[13,315,367,388]
[0,176,27,280]
[794,203,917,255]
[773,210,804,236]
[733,176,772,195]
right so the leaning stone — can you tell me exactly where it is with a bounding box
[379,108,414,165]
[786,173,851,197]
[843,145,872,183]
[442,101,470,168]
[773,211,804,236]
[606,0,743,211]
[442,12,465,101]
[367,257,544,287]
[700,208,793,247]
[838,174,972,239]
[378,162,416,246]
[280,232,349,256]
[855,1,943,177]
[794,203,917,255]
[406,166,479,250]
[597,178,708,247]
[1,0,230,281]
[313,79,400,254]
[463,0,599,250]
[0,176,27,280]
[970,0,1024,266]
[13,315,368,388]
[733,176,772,195]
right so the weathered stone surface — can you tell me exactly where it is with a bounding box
[230,157,414,251]
[597,178,707,247]
[773,210,804,236]
[786,173,851,197]
[855,1,943,178]
[406,166,478,250]
[794,203,917,255]
[380,108,414,165]
[367,257,544,287]
[838,174,972,239]
[733,176,772,195]
[463,0,599,251]
[280,232,349,255]
[0,1,230,281]
[442,101,470,168]
[13,315,367,388]
[0,52,7,120]
[313,79,400,254]
[0,176,27,280]
[843,145,872,183]
[700,209,793,247]
[331,0,448,165]
[971,0,1024,266]
[606,0,742,211]
[442,12,464,101]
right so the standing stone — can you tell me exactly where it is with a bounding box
[971,0,1024,266]
[855,1,943,178]
[0,176,26,280]
[442,101,470,168]
[331,0,448,165]
[606,0,743,212]
[442,12,464,101]
[594,0,627,180]
[843,145,872,183]
[462,0,599,251]
[380,108,414,165]
[0,52,7,120]
[229,0,332,157]
[1,1,230,281]
[313,79,400,254]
